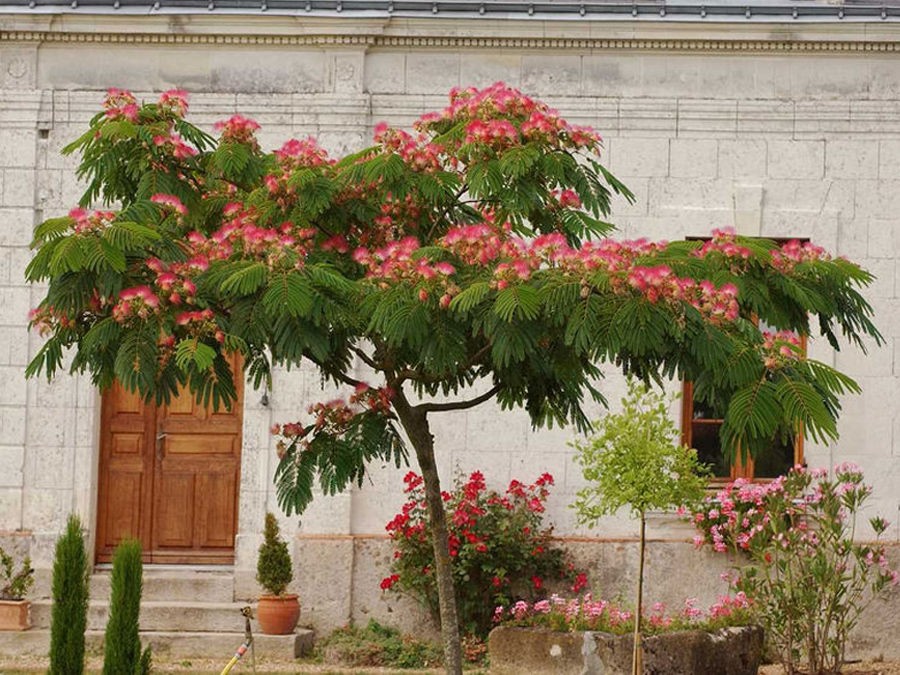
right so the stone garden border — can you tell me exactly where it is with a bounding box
[488,624,764,675]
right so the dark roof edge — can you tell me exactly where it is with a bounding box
[2,0,900,22]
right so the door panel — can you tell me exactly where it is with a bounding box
[96,363,243,564]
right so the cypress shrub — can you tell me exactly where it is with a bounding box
[49,514,90,675]
[102,539,151,675]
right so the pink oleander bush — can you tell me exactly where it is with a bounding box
[494,592,754,636]
[691,464,899,675]
[382,470,587,638]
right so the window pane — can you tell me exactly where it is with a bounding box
[691,421,730,478]
[751,436,795,478]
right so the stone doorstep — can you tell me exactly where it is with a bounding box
[86,570,235,604]
[0,628,314,659]
[30,600,257,633]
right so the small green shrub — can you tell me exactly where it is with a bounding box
[49,514,90,675]
[102,539,151,675]
[316,619,443,669]
[256,512,293,596]
[0,546,34,601]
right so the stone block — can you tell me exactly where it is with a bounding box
[521,54,581,97]
[764,179,855,217]
[609,138,669,178]
[2,169,33,208]
[363,52,406,94]
[406,53,460,95]
[0,446,23,487]
[717,139,767,179]
[618,100,677,136]
[209,50,326,94]
[794,100,851,139]
[650,178,736,214]
[767,140,825,179]
[836,216,868,259]
[20,488,72,533]
[850,101,900,137]
[676,99,737,138]
[607,176,648,217]
[459,52,521,87]
[292,537,353,631]
[489,625,763,675]
[879,140,900,179]
[826,140,878,179]
[0,366,26,405]
[669,139,718,179]
[0,405,25,445]
[867,218,900,260]
[0,129,36,170]
[737,100,794,136]
[761,211,838,252]
[0,488,21,530]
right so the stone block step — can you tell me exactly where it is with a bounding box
[31,600,255,633]
[89,569,234,603]
[0,628,313,659]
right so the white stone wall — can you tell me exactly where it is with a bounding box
[2,13,900,653]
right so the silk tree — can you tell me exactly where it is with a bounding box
[26,84,879,675]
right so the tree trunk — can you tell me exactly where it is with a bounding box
[392,396,463,675]
[632,512,646,675]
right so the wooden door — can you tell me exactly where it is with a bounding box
[96,372,243,564]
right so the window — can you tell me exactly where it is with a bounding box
[681,377,804,481]
[681,237,805,481]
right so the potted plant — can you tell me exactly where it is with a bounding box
[256,512,299,635]
[0,546,34,631]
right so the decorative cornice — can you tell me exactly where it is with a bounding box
[3,28,900,51]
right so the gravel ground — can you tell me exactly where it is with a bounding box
[2,655,899,674]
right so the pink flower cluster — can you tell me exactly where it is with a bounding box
[214,114,261,146]
[273,137,331,170]
[103,88,139,122]
[150,193,188,217]
[146,257,198,307]
[68,207,116,234]
[112,285,161,322]
[761,329,803,369]
[353,236,459,306]
[28,305,77,336]
[188,204,315,271]
[373,123,444,173]
[152,132,198,160]
[495,592,753,633]
[157,89,189,118]
[693,227,752,261]
[771,239,830,272]
[414,82,601,153]
[271,383,393,458]
[691,477,783,553]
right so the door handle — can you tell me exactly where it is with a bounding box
[156,432,167,462]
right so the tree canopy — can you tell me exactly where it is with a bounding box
[25,83,881,674]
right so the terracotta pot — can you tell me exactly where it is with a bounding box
[257,594,300,635]
[0,600,31,631]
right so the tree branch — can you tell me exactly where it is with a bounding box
[352,346,379,371]
[417,385,501,414]
[304,352,364,389]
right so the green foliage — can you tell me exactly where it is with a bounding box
[315,619,444,669]
[384,471,584,638]
[49,515,90,675]
[256,513,293,596]
[572,379,709,522]
[102,539,151,675]
[0,547,33,601]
